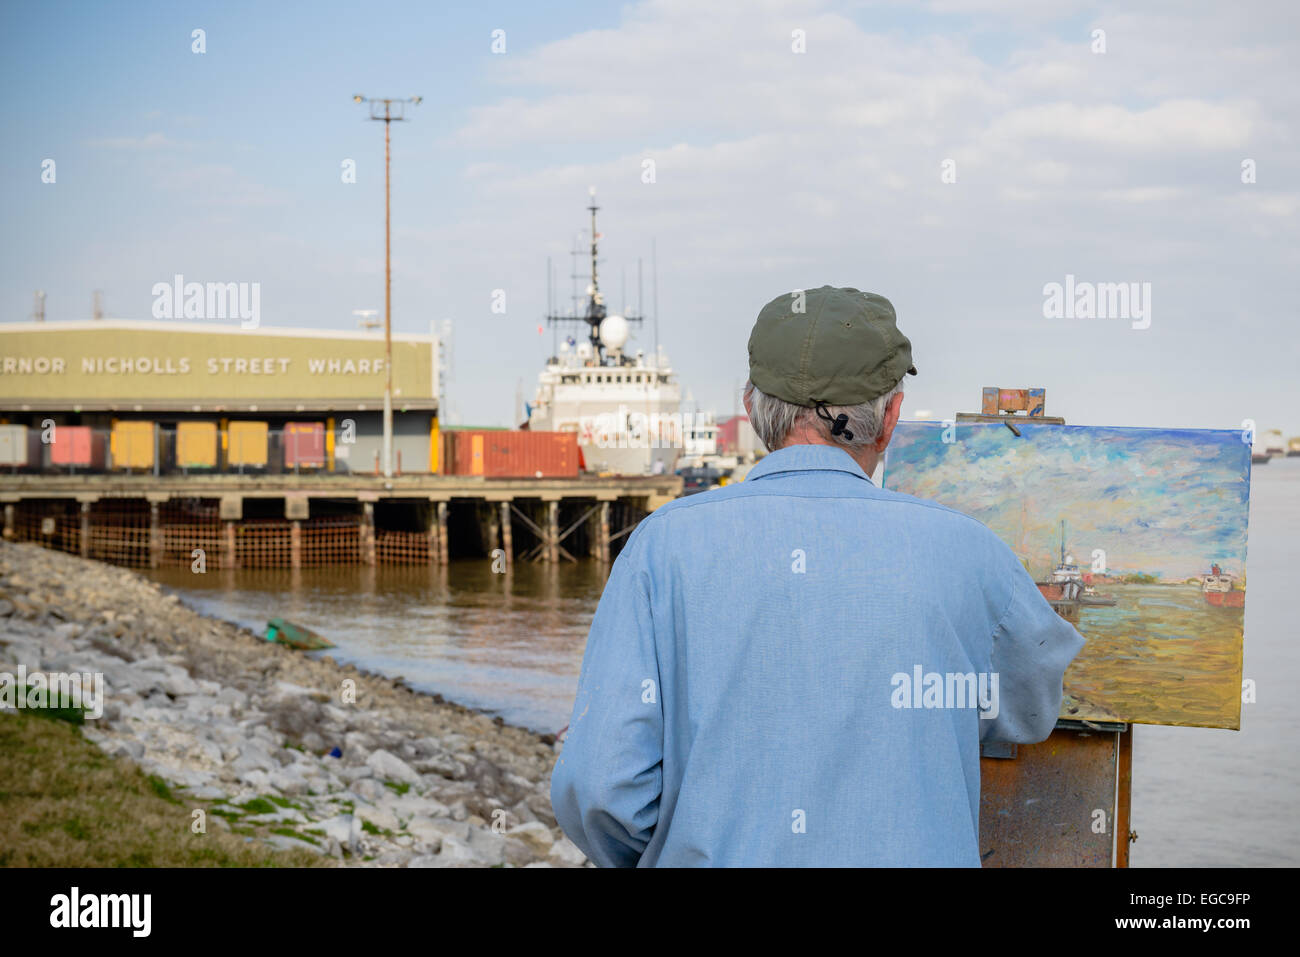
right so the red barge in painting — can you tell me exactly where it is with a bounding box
[1201,563,1245,607]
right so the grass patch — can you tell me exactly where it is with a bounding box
[147,774,179,804]
[14,688,88,726]
[0,711,327,867]
[360,818,392,837]
[239,797,278,815]
[272,827,318,847]
[383,780,410,796]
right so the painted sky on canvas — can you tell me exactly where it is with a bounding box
[883,423,1251,582]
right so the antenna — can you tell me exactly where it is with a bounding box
[92,289,104,320]
[652,239,660,361]
[546,256,556,356]
[33,290,46,322]
[588,186,600,307]
[544,192,642,364]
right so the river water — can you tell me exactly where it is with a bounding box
[147,457,1300,866]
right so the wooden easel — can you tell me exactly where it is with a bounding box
[960,388,1135,868]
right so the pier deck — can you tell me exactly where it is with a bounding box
[0,473,682,569]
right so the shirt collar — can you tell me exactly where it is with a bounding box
[744,444,874,484]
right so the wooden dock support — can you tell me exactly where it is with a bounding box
[148,501,162,569]
[3,504,12,541]
[426,502,439,565]
[79,501,90,559]
[360,502,376,566]
[486,504,501,559]
[290,520,302,569]
[499,501,513,566]
[545,501,559,564]
[597,501,611,563]
[223,520,236,569]
[436,501,449,564]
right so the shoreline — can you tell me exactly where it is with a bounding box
[145,576,569,740]
[0,541,587,867]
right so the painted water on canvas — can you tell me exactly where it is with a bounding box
[883,422,1250,729]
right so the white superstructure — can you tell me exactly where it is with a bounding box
[527,192,685,475]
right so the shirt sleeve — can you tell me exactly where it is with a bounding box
[979,553,1087,744]
[550,528,664,867]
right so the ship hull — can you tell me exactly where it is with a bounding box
[1205,590,1245,608]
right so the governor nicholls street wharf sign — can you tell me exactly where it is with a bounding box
[0,320,439,412]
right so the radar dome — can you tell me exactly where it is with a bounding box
[599,314,629,350]
[576,341,594,360]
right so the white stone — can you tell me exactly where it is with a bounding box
[507,821,556,856]
[549,836,588,867]
[366,748,421,786]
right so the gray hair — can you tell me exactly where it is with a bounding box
[743,377,906,452]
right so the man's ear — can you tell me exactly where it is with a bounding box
[875,391,905,451]
[742,382,753,418]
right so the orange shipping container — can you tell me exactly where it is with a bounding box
[228,421,269,468]
[111,420,154,470]
[176,421,218,469]
[447,430,577,478]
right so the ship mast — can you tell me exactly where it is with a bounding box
[584,187,606,350]
[543,189,643,365]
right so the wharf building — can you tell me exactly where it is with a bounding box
[0,320,678,569]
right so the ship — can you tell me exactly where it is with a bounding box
[1200,562,1245,608]
[1288,437,1300,457]
[527,191,684,475]
[1251,431,1271,464]
[1263,428,1286,458]
[1035,521,1116,613]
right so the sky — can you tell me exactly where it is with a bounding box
[884,421,1251,580]
[2,0,1297,433]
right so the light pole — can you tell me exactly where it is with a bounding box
[354,94,421,479]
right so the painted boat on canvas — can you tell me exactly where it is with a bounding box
[1201,564,1245,608]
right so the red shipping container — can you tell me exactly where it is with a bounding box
[283,421,326,468]
[49,425,106,468]
[448,429,577,478]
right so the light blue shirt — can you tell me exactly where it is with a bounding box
[551,444,1085,867]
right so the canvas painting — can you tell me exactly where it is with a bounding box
[883,422,1251,729]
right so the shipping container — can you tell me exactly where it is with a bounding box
[175,421,218,469]
[227,420,269,468]
[446,429,578,478]
[111,420,155,470]
[0,424,39,468]
[284,421,326,469]
[49,425,107,469]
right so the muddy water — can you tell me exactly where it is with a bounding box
[148,458,1300,865]
[147,561,607,735]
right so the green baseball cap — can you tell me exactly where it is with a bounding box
[747,286,917,406]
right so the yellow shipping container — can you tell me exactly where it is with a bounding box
[110,420,154,470]
[176,421,218,469]
[227,420,268,467]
